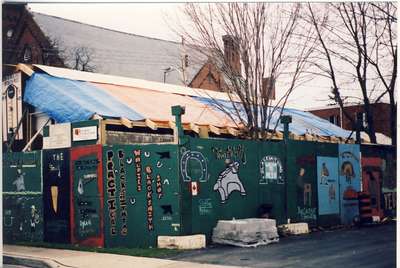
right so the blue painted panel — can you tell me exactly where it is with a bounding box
[317,157,339,215]
[339,144,361,225]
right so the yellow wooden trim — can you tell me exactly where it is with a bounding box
[190,123,200,134]
[99,120,107,145]
[16,63,34,76]
[208,125,221,135]
[145,119,157,130]
[120,117,133,128]
[227,127,239,136]
[198,126,209,138]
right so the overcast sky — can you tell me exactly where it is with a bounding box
[27,3,345,110]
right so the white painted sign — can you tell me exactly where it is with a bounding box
[72,126,98,141]
[43,123,72,149]
[2,72,23,141]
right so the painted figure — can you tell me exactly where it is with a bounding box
[320,163,329,185]
[341,161,355,183]
[329,184,336,203]
[30,205,40,233]
[13,169,26,192]
[213,161,246,203]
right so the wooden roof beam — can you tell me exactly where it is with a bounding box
[208,125,221,135]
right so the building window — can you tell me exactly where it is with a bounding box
[356,112,368,128]
[6,29,14,39]
[329,115,339,126]
[22,45,32,63]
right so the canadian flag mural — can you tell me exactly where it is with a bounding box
[190,181,199,196]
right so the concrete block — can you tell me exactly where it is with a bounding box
[212,218,279,248]
[157,234,206,250]
[279,223,309,235]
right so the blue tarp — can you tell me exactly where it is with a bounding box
[24,73,144,123]
[193,97,353,139]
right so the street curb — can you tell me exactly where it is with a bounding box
[4,254,55,268]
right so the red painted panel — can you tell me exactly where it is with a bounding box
[362,157,384,219]
[70,145,104,247]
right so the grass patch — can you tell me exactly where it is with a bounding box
[12,241,183,258]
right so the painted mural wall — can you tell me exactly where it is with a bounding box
[181,137,285,240]
[317,157,339,216]
[43,149,70,243]
[361,144,396,218]
[339,144,361,225]
[3,151,43,242]
[70,145,105,247]
[286,141,318,226]
[102,144,181,248]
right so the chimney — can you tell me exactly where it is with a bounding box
[222,35,241,75]
[262,77,276,101]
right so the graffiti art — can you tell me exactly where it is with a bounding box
[213,161,246,204]
[260,155,284,184]
[180,150,208,182]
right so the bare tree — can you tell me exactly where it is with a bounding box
[68,46,96,72]
[175,3,317,140]
[306,3,397,145]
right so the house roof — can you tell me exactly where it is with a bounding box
[31,12,204,86]
[19,64,356,142]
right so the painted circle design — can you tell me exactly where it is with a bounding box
[180,151,208,182]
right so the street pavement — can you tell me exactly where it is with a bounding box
[3,244,246,268]
[170,222,396,268]
[3,222,395,268]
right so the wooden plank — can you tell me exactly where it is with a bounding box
[190,123,200,134]
[227,127,239,137]
[99,120,107,145]
[145,119,157,130]
[120,117,133,128]
[16,64,34,76]
[198,126,209,138]
[208,125,221,135]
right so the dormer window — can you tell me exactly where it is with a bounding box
[23,45,32,63]
[6,29,14,39]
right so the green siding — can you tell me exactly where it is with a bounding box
[3,151,43,242]
[103,144,181,248]
[181,137,285,241]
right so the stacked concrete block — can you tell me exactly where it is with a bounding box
[279,223,309,235]
[212,218,279,248]
[158,234,206,249]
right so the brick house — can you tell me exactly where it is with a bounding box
[307,103,392,139]
[2,4,64,71]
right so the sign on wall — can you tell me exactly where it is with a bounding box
[2,72,23,141]
[317,156,339,215]
[72,126,97,141]
[43,123,72,149]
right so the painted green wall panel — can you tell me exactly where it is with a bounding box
[286,141,318,225]
[181,138,286,241]
[103,144,180,248]
[3,151,42,193]
[3,195,43,242]
[3,151,44,243]
[286,141,339,226]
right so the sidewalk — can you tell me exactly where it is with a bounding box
[3,245,244,268]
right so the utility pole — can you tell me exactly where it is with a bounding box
[181,36,187,86]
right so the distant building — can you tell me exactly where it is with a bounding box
[307,103,392,139]
[2,3,204,86]
[3,4,275,97]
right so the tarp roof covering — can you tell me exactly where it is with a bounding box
[21,64,353,140]
[24,73,144,123]
[194,97,353,138]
